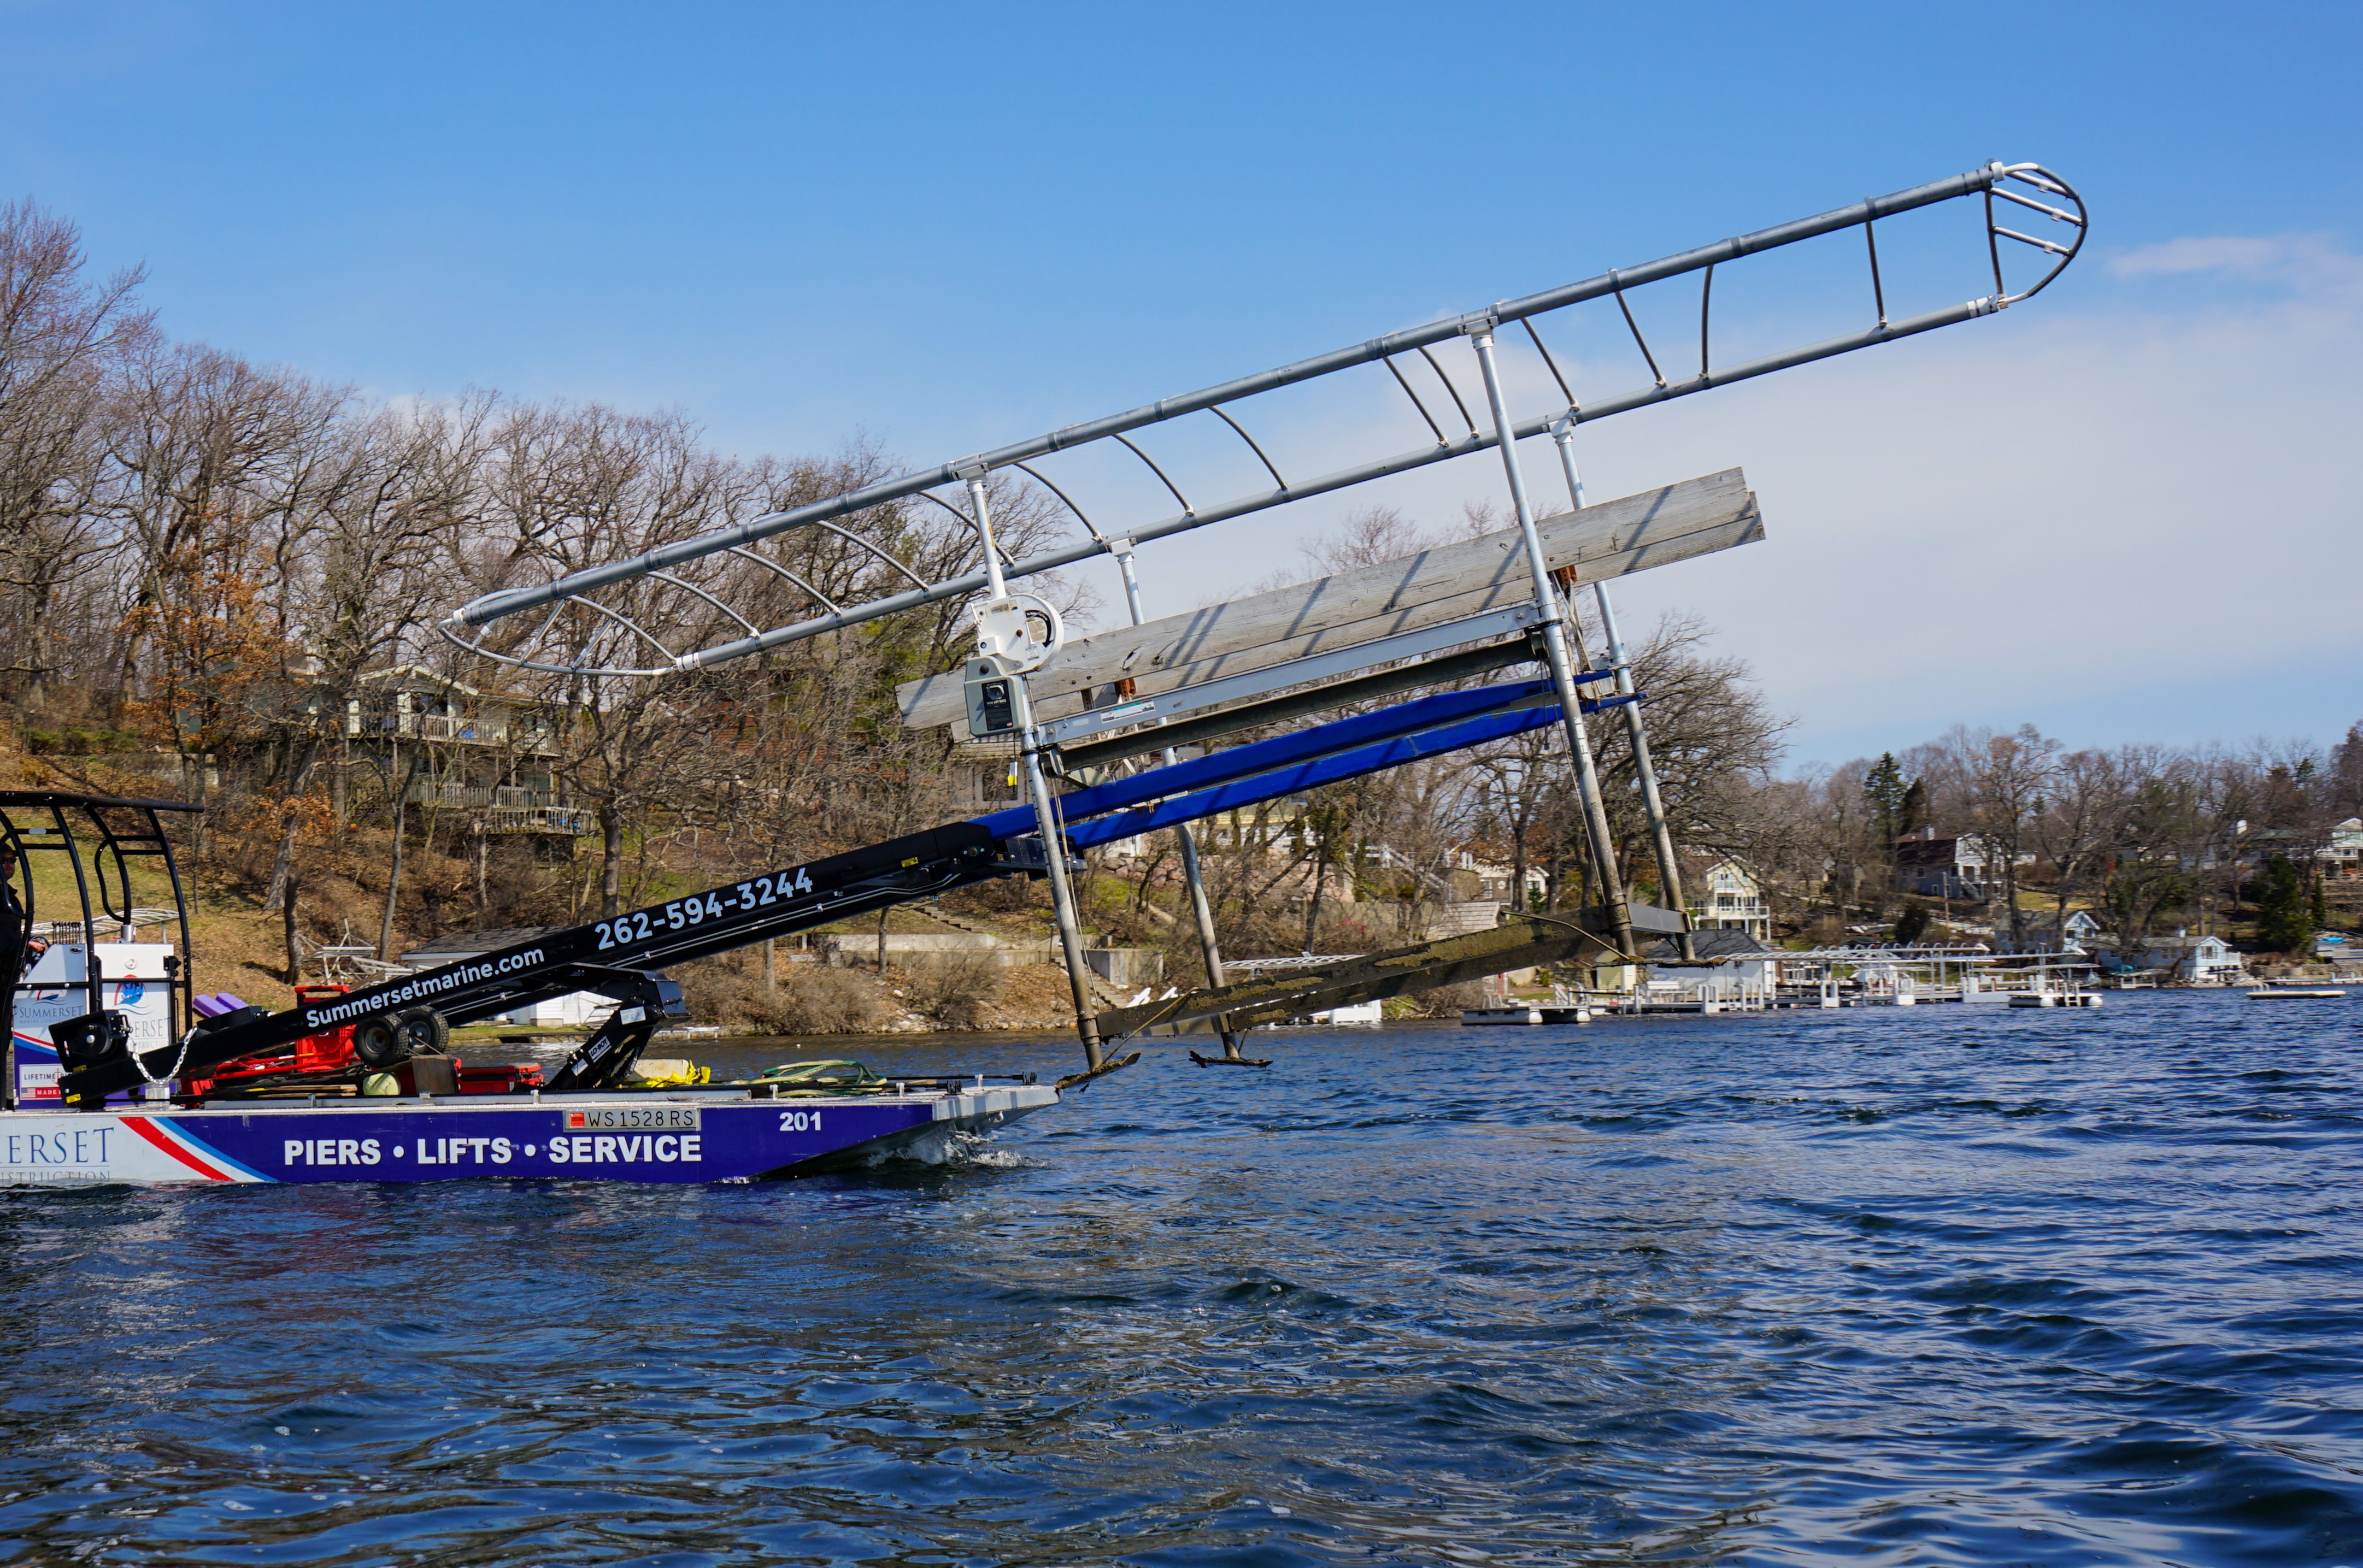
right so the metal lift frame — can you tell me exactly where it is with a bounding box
[437,162,2083,677]
[425,159,2082,1071]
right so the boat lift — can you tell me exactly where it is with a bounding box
[38,160,2088,1133]
[430,160,2083,1074]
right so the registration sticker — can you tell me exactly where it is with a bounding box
[563,1105,701,1131]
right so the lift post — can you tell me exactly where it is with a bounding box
[1469,321,1636,962]
[1549,420,1694,961]
[1106,543,1250,1064]
[962,470,1105,1071]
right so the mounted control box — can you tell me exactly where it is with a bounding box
[963,655,1020,739]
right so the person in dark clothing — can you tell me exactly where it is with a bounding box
[0,843,48,1070]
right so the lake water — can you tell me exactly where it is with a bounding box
[4,991,2361,1565]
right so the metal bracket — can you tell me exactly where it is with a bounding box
[544,968,689,1093]
[973,592,1063,672]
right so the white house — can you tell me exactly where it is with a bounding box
[1993,908,2103,954]
[2322,818,2363,879]
[1686,857,1771,941]
[2098,932,2244,985]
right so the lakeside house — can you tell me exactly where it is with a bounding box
[339,666,593,838]
[1991,907,2104,953]
[1685,856,1771,941]
[2324,818,2363,879]
[2091,931,2244,985]
[1891,827,2029,900]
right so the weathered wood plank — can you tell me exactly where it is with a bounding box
[1030,511,1761,722]
[900,468,1759,729]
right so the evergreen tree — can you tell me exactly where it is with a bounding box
[1865,753,1908,846]
[2257,856,2314,955]
[1900,777,1930,837]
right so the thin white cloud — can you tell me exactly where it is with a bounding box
[1106,280,2363,766]
[2107,233,2363,297]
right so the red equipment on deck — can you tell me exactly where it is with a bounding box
[182,983,542,1097]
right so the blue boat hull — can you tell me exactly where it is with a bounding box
[0,1085,1059,1186]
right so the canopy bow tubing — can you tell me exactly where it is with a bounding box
[438,162,2083,677]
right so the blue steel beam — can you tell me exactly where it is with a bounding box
[970,675,1597,840]
[1055,700,1629,851]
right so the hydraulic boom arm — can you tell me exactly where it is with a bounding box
[61,822,1006,1103]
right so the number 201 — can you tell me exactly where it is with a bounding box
[779,1110,820,1133]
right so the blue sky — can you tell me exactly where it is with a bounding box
[6,2,2358,765]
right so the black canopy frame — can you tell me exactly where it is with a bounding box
[0,791,201,1110]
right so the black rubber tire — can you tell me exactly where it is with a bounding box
[394,1007,450,1057]
[352,1015,405,1069]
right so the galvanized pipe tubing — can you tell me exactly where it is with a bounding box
[1114,546,1243,1060]
[1468,325,1637,962]
[1550,421,1694,961]
[448,164,2049,661]
[969,474,1102,1068]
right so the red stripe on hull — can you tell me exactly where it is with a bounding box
[119,1116,234,1182]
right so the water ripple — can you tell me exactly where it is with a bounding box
[5,992,2363,1563]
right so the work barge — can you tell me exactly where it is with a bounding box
[4,160,2086,1185]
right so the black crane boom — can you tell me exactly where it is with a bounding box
[61,822,1006,1103]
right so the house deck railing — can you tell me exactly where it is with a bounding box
[396,783,593,836]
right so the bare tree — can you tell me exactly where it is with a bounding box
[1582,608,1788,881]
[0,200,154,712]
[256,397,495,909]
[1300,503,1441,575]
[2035,748,2129,947]
[1936,725,2059,950]
[2091,746,2203,943]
